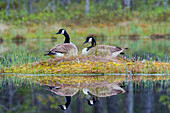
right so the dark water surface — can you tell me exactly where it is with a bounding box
[0,76,169,113]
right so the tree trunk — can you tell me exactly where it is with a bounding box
[125,81,133,113]
[145,0,148,5]
[76,96,83,113]
[94,98,103,113]
[59,0,70,5]
[11,0,15,10]
[140,81,154,113]
[85,0,90,15]
[35,0,39,3]
[164,0,167,9]
[67,0,70,4]
[122,0,131,9]
[75,0,80,3]
[107,96,119,113]
[94,0,103,2]
[27,0,32,14]
[5,0,10,16]
[52,0,56,12]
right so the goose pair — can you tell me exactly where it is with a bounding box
[45,29,127,58]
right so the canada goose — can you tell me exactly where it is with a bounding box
[44,29,78,58]
[58,96,71,110]
[82,37,128,58]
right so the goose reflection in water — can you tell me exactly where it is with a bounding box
[46,84,79,110]
[83,82,126,106]
[45,81,126,110]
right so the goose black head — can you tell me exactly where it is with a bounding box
[49,86,60,90]
[58,96,71,110]
[58,105,67,110]
[85,97,96,106]
[83,37,96,47]
[56,29,66,35]
[56,29,70,43]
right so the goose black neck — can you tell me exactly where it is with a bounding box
[65,96,71,107]
[87,46,92,51]
[63,32,70,43]
[91,38,96,47]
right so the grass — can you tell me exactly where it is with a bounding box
[1,21,170,39]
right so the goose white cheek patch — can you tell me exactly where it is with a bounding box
[63,105,66,110]
[83,88,89,95]
[61,30,65,34]
[90,100,94,105]
[88,38,92,43]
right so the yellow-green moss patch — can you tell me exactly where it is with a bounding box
[1,56,169,74]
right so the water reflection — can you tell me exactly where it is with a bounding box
[45,81,125,110]
[0,76,169,113]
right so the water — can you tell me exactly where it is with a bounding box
[0,75,169,113]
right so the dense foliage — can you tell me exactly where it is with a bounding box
[0,0,169,24]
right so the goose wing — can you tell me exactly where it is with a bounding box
[87,82,126,97]
[50,43,76,53]
[110,46,123,53]
[97,45,122,53]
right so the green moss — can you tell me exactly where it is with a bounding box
[1,56,169,74]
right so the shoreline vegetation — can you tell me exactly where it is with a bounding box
[1,56,169,74]
[0,21,170,40]
[0,1,169,40]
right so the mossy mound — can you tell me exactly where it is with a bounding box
[2,74,168,86]
[34,75,169,86]
[1,56,169,74]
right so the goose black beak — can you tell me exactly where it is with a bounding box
[83,40,88,44]
[56,32,60,34]
[57,105,62,109]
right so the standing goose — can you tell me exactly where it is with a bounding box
[82,36,128,58]
[44,29,78,58]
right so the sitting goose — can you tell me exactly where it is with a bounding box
[82,36,128,58]
[44,29,78,58]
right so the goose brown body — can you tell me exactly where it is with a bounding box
[49,43,78,57]
[88,45,125,56]
[82,37,128,58]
